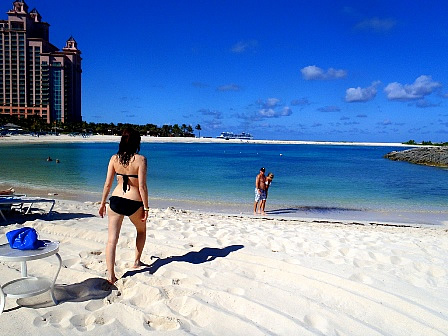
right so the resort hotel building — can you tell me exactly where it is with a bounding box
[0,0,82,124]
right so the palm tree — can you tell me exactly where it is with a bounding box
[181,123,187,136]
[195,124,202,138]
[160,124,172,137]
[172,124,182,137]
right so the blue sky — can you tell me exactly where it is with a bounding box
[19,0,448,142]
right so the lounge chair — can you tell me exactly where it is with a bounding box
[0,196,55,221]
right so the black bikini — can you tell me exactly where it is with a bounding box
[116,173,138,193]
[109,196,143,216]
[109,173,143,216]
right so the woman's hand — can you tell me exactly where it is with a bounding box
[99,203,107,218]
[142,209,149,222]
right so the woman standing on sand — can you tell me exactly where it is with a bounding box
[261,172,274,214]
[99,128,149,284]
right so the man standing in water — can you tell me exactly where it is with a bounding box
[254,167,267,215]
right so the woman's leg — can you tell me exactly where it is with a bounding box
[129,208,147,267]
[106,209,124,283]
[260,200,267,214]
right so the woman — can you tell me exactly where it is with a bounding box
[261,172,274,214]
[99,128,149,284]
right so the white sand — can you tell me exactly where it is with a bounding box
[0,133,414,147]
[0,199,447,335]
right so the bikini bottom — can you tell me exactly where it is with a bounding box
[109,196,143,216]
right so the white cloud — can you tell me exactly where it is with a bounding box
[256,98,292,118]
[291,98,310,106]
[378,119,392,126]
[265,98,280,107]
[217,84,241,92]
[384,75,441,101]
[281,107,292,116]
[198,108,223,119]
[231,40,258,53]
[345,81,381,102]
[259,108,276,117]
[301,65,347,80]
[318,106,341,112]
[415,99,440,108]
[355,17,396,32]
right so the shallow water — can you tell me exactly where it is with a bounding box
[1,142,447,224]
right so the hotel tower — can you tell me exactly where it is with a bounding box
[0,0,82,123]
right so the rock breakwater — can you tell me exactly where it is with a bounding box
[384,146,448,167]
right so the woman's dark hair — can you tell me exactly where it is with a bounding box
[117,128,141,166]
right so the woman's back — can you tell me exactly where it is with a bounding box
[111,153,146,201]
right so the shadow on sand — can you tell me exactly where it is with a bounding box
[266,206,362,216]
[0,211,96,225]
[122,245,244,278]
[12,277,115,311]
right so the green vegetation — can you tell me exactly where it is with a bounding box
[0,115,199,137]
[403,140,448,146]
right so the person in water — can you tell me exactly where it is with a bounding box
[0,187,14,195]
[99,128,149,284]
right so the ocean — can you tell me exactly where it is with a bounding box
[1,142,447,225]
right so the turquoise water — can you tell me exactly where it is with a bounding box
[1,142,447,220]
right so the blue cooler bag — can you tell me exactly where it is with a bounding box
[6,227,45,250]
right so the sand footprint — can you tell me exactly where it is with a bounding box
[69,313,114,332]
[338,247,352,257]
[33,310,73,329]
[144,315,181,331]
[85,300,106,312]
[390,256,403,265]
[227,287,245,296]
[428,265,446,278]
[413,261,429,273]
[203,269,217,279]
[126,285,164,309]
[349,272,373,284]
[304,313,329,334]
[69,314,97,332]
[62,257,81,268]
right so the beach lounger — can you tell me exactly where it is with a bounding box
[0,196,55,221]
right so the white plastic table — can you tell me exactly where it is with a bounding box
[0,241,62,314]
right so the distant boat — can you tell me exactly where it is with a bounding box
[217,131,254,140]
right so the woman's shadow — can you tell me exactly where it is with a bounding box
[122,244,244,278]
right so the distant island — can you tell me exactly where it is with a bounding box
[385,146,448,167]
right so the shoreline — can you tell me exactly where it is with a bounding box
[0,133,415,147]
[3,182,447,228]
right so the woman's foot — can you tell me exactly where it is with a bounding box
[132,260,148,269]
[107,276,118,284]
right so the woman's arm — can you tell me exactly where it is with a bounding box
[99,156,116,217]
[138,155,149,222]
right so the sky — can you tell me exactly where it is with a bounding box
[12,0,448,142]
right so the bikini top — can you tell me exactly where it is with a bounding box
[116,173,138,193]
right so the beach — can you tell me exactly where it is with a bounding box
[0,200,447,335]
[0,133,415,146]
[0,135,447,335]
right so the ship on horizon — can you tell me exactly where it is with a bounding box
[217,131,254,140]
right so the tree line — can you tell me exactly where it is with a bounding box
[403,140,448,146]
[0,115,202,137]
